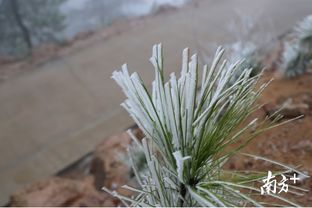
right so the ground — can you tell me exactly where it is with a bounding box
[9,37,312,207]
[222,39,312,205]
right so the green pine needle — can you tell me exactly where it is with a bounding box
[106,44,307,207]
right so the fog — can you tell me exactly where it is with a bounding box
[61,0,187,39]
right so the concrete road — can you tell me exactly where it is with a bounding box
[1,0,312,204]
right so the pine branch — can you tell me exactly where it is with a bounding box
[105,44,307,207]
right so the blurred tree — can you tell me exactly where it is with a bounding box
[0,0,65,57]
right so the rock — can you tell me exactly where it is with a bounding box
[263,102,279,119]
[90,128,143,193]
[90,156,106,191]
[282,101,309,118]
[263,98,309,119]
[91,131,131,191]
[9,177,116,207]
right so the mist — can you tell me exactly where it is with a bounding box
[60,0,188,39]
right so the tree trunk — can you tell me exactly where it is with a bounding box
[10,0,33,53]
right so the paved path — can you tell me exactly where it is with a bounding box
[1,0,312,204]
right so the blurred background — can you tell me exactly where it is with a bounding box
[1,0,312,206]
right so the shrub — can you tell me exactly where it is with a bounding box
[225,41,262,85]
[280,15,312,78]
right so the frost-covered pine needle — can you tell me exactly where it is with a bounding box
[106,44,306,207]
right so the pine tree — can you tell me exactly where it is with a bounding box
[0,0,65,57]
